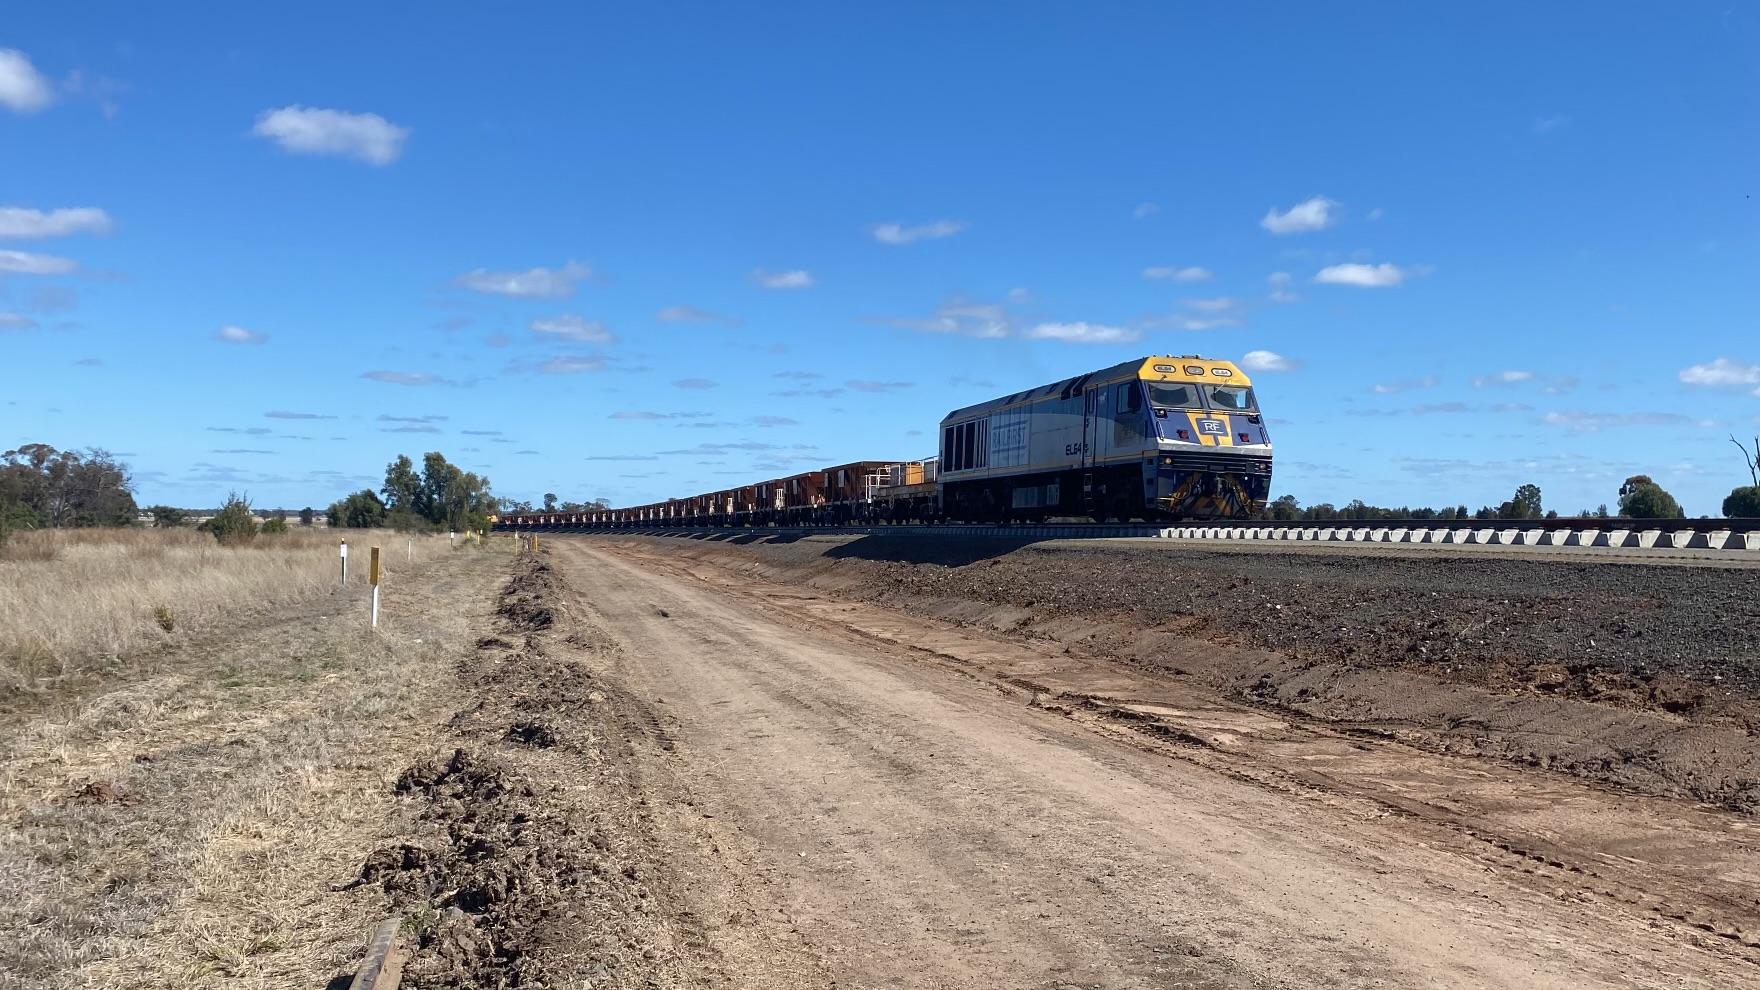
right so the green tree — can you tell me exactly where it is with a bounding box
[261,515,289,534]
[1498,483,1543,519]
[147,505,188,528]
[1722,487,1760,517]
[381,455,423,515]
[328,489,387,529]
[1264,493,1301,521]
[0,444,139,528]
[1617,475,1685,519]
[203,492,259,546]
[543,492,558,512]
[299,506,315,527]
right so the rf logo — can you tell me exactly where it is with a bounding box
[1197,418,1227,435]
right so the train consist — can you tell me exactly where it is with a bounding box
[496,355,1273,530]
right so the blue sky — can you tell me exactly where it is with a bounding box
[3,4,1757,514]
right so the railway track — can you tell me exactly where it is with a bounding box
[501,517,1760,552]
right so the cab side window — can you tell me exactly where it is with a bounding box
[1113,382,1144,447]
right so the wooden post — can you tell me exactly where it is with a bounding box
[369,546,382,629]
[340,540,349,585]
[407,538,412,563]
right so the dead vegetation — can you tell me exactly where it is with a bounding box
[0,536,514,990]
[0,527,450,697]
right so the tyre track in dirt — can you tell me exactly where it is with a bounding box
[556,537,1760,989]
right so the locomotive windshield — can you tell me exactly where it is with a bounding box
[1146,381,1204,408]
[1206,384,1257,412]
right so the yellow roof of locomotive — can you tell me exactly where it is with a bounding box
[1135,356,1253,386]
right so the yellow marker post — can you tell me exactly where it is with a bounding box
[369,546,382,629]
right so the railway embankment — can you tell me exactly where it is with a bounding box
[602,533,1760,813]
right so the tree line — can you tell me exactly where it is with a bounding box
[1260,474,1709,522]
[326,452,497,533]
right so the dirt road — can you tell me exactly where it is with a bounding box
[555,538,1760,989]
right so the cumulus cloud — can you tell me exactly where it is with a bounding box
[252,105,410,165]
[1024,322,1140,344]
[751,268,814,289]
[656,304,738,326]
[0,249,77,275]
[362,369,442,385]
[216,325,267,344]
[458,261,593,298]
[1261,196,1338,235]
[1240,349,1297,372]
[0,49,53,113]
[1679,357,1760,393]
[1143,266,1213,282]
[1313,262,1407,287]
[0,207,112,239]
[0,313,38,331]
[872,220,966,245]
[531,313,614,343]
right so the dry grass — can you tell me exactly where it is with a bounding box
[0,536,514,989]
[0,528,459,696]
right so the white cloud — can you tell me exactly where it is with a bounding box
[1240,349,1297,372]
[0,249,77,275]
[362,369,441,384]
[1542,410,1693,433]
[1267,271,1300,303]
[885,301,1011,339]
[1261,196,1338,235]
[1007,287,1032,302]
[0,313,39,330]
[1024,322,1140,345]
[1679,357,1760,390]
[251,106,410,165]
[536,356,604,375]
[656,304,736,325]
[1371,375,1440,394]
[1133,202,1161,220]
[1472,369,1534,387]
[872,220,966,245]
[1143,265,1213,283]
[1533,115,1569,135]
[216,325,267,344]
[0,49,53,113]
[1313,262,1407,287]
[1153,315,1241,331]
[0,207,112,239]
[531,313,614,343]
[457,261,593,298]
[1366,207,1385,221]
[1182,296,1237,313]
[752,268,814,289]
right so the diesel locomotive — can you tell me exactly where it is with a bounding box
[495,354,1272,530]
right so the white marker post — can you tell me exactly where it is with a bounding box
[339,540,349,585]
[449,531,455,549]
[369,546,382,630]
[407,537,413,563]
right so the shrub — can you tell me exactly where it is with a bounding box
[1724,486,1760,518]
[261,516,289,535]
[152,605,175,632]
[204,492,259,546]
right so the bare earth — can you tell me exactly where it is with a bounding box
[8,534,1758,988]
[553,537,1760,989]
